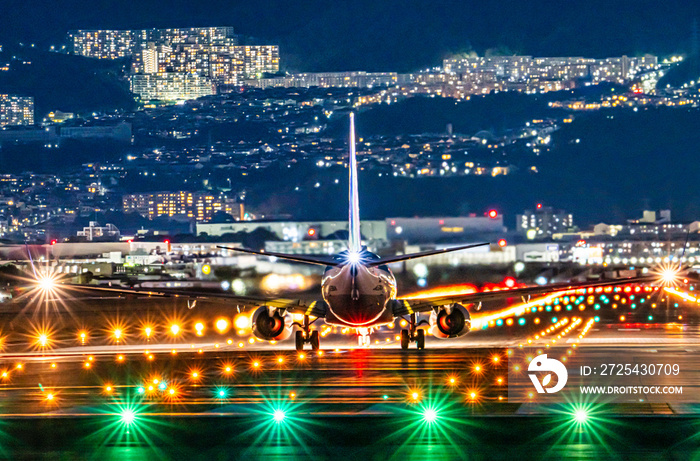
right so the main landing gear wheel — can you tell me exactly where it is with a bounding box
[310,330,320,350]
[400,313,427,350]
[295,330,305,351]
[295,315,321,351]
[416,329,425,350]
[400,329,410,350]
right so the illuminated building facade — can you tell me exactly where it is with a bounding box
[130,73,215,102]
[443,55,658,85]
[70,27,279,93]
[0,95,34,126]
[517,206,574,239]
[122,191,239,222]
[251,71,398,89]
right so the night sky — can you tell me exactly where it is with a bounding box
[2,0,699,72]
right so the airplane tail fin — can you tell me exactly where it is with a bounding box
[348,113,362,253]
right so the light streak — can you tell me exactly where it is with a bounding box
[400,283,478,300]
[664,286,700,303]
[472,291,569,329]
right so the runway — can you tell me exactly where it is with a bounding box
[0,289,699,458]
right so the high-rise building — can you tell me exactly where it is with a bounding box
[69,27,279,88]
[0,95,34,126]
[123,191,239,222]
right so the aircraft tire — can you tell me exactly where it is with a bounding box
[400,330,410,350]
[310,330,320,350]
[295,331,305,351]
[416,329,425,350]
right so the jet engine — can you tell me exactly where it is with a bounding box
[251,306,292,341]
[429,303,471,339]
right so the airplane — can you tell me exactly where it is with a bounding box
[36,113,673,352]
[210,113,657,351]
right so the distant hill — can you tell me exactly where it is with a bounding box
[243,102,700,227]
[0,0,697,72]
[0,46,135,119]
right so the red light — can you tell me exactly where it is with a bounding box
[488,210,498,219]
[498,239,507,247]
[307,228,316,236]
[438,219,444,225]
[50,239,57,245]
[504,277,516,288]
[536,203,542,209]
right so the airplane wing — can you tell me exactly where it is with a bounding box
[57,283,328,318]
[392,275,658,317]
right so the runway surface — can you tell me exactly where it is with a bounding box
[0,289,699,458]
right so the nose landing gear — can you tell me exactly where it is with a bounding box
[357,328,371,347]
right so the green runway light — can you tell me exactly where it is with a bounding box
[137,386,145,394]
[648,315,653,321]
[518,318,526,325]
[120,409,136,426]
[158,382,167,391]
[594,316,600,322]
[383,395,389,400]
[573,408,588,424]
[422,408,438,424]
[273,409,286,423]
[216,388,228,398]
[551,317,558,323]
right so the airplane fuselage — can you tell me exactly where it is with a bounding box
[321,257,397,328]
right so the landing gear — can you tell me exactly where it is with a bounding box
[295,315,320,351]
[400,313,427,350]
[358,327,371,347]
[416,329,425,350]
